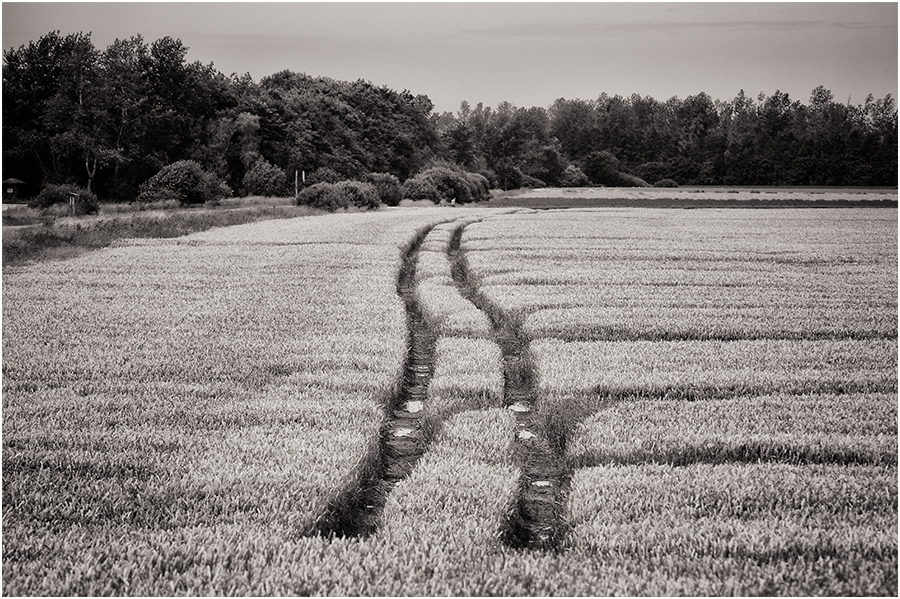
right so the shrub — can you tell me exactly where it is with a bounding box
[560,165,590,188]
[335,181,379,210]
[137,160,231,205]
[33,183,98,215]
[402,167,473,204]
[464,172,491,202]
[616,172,651,187]
[579,151,650,187]
[634,161,672,184]
[493,160,523,191]
[520,173,546,189]
[432,167,473,204]
[367,173,402,206]
[306,167,343,186]
[243,161,287,197]
[401,176,442,203]
[296,182,348,212]
[654,178,679,188]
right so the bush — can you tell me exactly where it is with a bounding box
[493,161,523,191]
[401,176,442,203]
[306,167,343,186]
[654,178,679,188]
[296,181,379,211]
[367,173,402,206]
[335,181,379,210]
[401,167,469,204]
[243,161,287,197]
[560,165,590,188]
[579,150,620,186]
[520,173,546,189]
[464,172,491,202]
[34,183,99,215]
[296,182,347,211]
[615,172,651,187]
[579,151,650,187]
[432,167,473,204]
[634,161,672,185]
[137,160,231,205]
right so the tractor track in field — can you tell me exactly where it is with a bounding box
[448,224,571,552]
[313,224,440,538]
[316,219,570,549]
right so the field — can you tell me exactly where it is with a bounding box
[2,202,897,595]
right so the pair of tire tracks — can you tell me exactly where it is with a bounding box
[314,219,570,551]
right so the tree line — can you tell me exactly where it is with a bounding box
[3,32,897,202]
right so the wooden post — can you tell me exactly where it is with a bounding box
[295,170,298,202]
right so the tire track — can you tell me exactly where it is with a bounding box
[448,224,571,551]
[313,224,441,537]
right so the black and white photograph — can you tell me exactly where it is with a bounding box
[2,1,897,596]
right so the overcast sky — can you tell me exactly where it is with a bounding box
[3,2,897,114]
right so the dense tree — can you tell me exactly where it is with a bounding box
[3,31,896,201]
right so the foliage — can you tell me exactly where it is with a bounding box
[402,166,484,204]
[306,166,344,186]
[465,172,491,202]
[653,178,678,187]
[559,164,590,187]
[367,172,402,206]
[296,182,347,211]
[242,160,287,197]
[296,180,379,211]
[4,31,896,200]
[578,150,649,187]
[136,160,231,205]
[335,180,379,210]
[400,178,440,203]
[34,183,98,214]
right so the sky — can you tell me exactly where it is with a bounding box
[2,1,897,114]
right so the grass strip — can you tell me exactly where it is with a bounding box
[2,198,323,266]
[427,337,505,418]
[530,338,897,400]
[562,392,897,467]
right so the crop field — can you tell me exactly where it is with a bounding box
[491,186,898,209]
[3,205,897,595]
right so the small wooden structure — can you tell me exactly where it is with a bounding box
[3,178,24,201]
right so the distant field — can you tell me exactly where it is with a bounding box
[3,206,896,595]
[490,186,898,208]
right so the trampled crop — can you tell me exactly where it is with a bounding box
[3,206,896,595]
